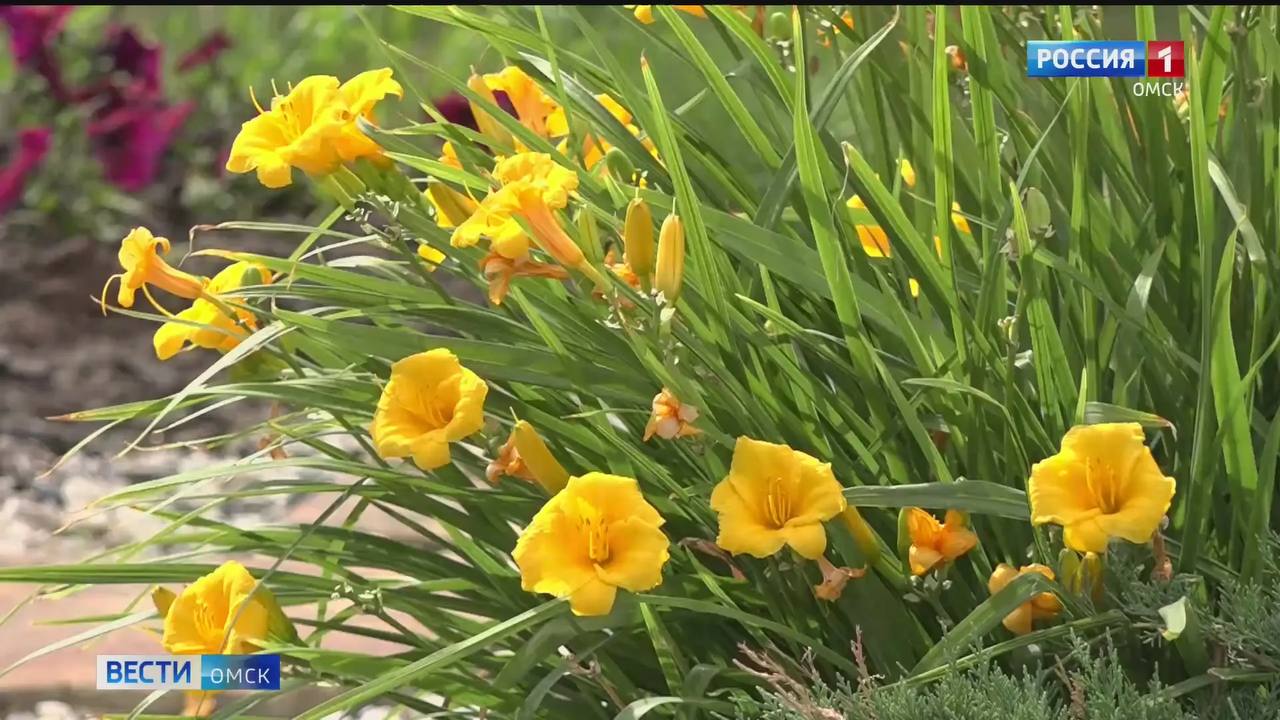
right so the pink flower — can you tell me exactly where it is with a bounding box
[0,127,52,214]
[103,25,161,94]
[0,6,75,100]
[432,90,517,132]
[177,30,230,73]
[88,101,193,192]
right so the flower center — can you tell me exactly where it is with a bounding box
[194,598,225,650]
[1085,458,1123,514]
[576,500,610,564]
[764,476,792,529]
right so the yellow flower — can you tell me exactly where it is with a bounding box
[844,197,942,298]
[484,66,559,137]
[514,472,669,616]
[711,437,847,559]
[547,93,655,171]
[332,68,404,165]
[452,188,533,260]
[371,349,488,470]
[987,563,1062,635]
[899,158,916,188]
[951,201,971,235]
[1028,423,1176,554]
[455,153,588,272]
[643,388,701,441]
[107,227,206,310]
[905,508,978,576]
[226,69,402,188]
[627,5,708,24]
[487,420,570,493]
[153,261,270,361]
[417,244,446,269]
[226,75,349,188]
[159,561,272,655]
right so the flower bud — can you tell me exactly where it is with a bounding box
[623,198,655,282]
[426,180,479,228]
[767,11,791,40]
[604,147,636,184]
[655,213,685,302]
[513,420,570,494]
[898,158,916,189]
[151,586,176,618]
[840,507,881,564]
[576,208,603,265]
[467,72,514,147]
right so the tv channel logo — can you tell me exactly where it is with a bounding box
[1027,41,1184,78]
[96,654,281,691]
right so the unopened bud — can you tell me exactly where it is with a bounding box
[604,147,636,184]
[840,507,882,564]
[467,72,514,147]
[623,197,655,282]
[425,180,479,228]
[655,213,685,303]
[767,11,791,40]
[575,208,603,265]
[513,420,570,494]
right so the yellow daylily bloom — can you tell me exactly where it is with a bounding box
[226,69,401,188]
[988,563,1063,635]
[643,388,701,441]
[905,507,978,576]
[483,66,559,137]
[108,227,206,310]
[370,349,488,471]
[1028,423,1176,554]
[899,158,916,188]
[160,561,273,655]
[332,67,404,165]
[153,261,270,361]
[514,472,669,616]
[711,437,846,559]
[627,5,708,24]
[455,153,589,273]
[226,75,349,188]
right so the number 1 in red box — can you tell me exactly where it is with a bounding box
[1147,41,1184,78]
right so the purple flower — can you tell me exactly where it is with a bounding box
[177,30,230,73]
[432,90,517,132]
[102,25,161,94]
[0,5,72,65]
[88,100,193,192]
[0,127,52,214]
[0,6,75,100]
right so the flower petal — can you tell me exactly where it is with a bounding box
[712,479,787,558]
[781,522,827,560]
[1028,452,1097,526]
[569,578,618,616]
[597,517,668,591]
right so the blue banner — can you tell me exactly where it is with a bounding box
[1027,41,1146,77]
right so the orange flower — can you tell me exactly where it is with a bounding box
[481,252,569,305]
[643,388,701,441]
[988,563,1063,635]
[905,508,977,575]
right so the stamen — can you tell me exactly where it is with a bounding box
[142,284,179,319]
[250,85,265,114]
[99,274,121,316]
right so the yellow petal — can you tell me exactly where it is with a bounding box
[986,563,1019,594]
[711,479,787,558]
[938,525,978,561]
[569,578,618,616]
[781,522,828,560]
[596,517,669,590]
[1062,517,1111,554]
[338,68,403,119]
[1001,603,1034,635]
[566,473,663,527]
[909,545,943,576]
[1028,452,1097,526]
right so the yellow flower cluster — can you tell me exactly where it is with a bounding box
[226,68,403,188]
[102,227,272,361]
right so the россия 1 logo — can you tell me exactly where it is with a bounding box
[1027,41,1185,78]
